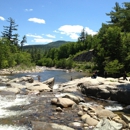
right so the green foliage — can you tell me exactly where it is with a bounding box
[0,38,33,69]
[104,59,124,74]
[106,2,130,32]
[1,17,19,45]
[1,2,130,78]
[37,58,54,67]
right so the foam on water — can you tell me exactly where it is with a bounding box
[79,102,98,107]
[105,104,123,111]
[53,83,60,89]
[0,86,7,89]
[0,95,31,118]
[0,125,32,130]
[79,101,123,111]
[55,93,67,97]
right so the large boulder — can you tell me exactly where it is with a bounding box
[61,93,85,104]
[80,77,130,104]
[58,77,91,92]
[51,97,76,108]
[27,83,51,92]
[81,114,99,126]
[96,109,116,119]
[58,76,130,104]
[42,77,55,89]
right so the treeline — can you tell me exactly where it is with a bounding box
[0,2,130,77]
[95,2,130,76]
[36,2,130,76]
[0,18,33,68]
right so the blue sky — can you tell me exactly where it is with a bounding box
[0,0,129,45]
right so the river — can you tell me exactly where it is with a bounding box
[9,69,87,83]
[0,69,129,130]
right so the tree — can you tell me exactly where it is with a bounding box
[104,59,124,77]
[1,17,18,44]
[78,28,86,42]
[13,33,19,47]
[20,35,27,51]
[94,25,123,75]
[106,2,121,24]
[106,2,130,32]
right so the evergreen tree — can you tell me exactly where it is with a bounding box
[1,17,18,44]
[78,28,86,42]
[20,35,27,51]
[106,2,130,32]
[106,2,121,24]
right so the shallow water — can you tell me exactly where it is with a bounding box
[0,92,129,130]
[8,69,87,83]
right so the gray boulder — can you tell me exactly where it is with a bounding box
[51,97,76,108]
[42,77,55,89]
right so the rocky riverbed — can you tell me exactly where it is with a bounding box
[0,74,130,130]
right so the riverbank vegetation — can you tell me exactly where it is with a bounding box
[0,2,130,77]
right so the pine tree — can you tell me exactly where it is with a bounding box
[20,35,27,51]
[1,17,18,44]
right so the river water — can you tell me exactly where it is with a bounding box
[0,69,129,130]
[9,69,87,83]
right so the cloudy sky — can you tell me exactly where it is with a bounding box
[0,0,129,45]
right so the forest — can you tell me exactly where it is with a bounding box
[0,2,130,77]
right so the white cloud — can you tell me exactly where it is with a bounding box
[28,18,45,24]
[26,33,53,44]
[56,25,97,40]
[46,34,56,38]
[85,27,97,35]
[25,9,33,12]
[0,16,5,21]
[33,38,53,43]
[58,25,83,34]
[26,34,43,38]
[69,33,79,40]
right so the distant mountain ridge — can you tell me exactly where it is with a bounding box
[23,40,69,51]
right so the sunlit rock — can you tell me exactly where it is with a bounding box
[31,121,75,130]
[42,77,55,89]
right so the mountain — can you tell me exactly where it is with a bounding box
[23,40,68,51]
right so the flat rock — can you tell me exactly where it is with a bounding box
[27,83,51,92]
[31,121,75,130]
[96,109,116,118]
[1,87,20,94]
